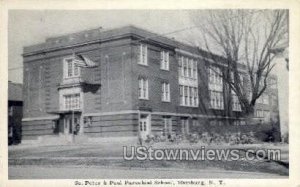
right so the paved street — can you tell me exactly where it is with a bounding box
[9,165,287,179]
[8,142,289,179]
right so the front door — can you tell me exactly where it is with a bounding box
[64,115,80,135]
[139,114,150,140]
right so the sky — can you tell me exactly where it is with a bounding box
[8,10,196,83]
[8,10,288,133]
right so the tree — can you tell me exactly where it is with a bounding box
[190,10,288,117]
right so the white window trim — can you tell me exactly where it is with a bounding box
[138,44,148,66]
[209,90,224,110]
[59,87,83,111]
[162,82,170,102]
[139,78,149,100]
[63,57,81,79]
[163,117,172,135]
[179,85,199,107]
[160,51,170,71]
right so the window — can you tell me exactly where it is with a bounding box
[181,118,189,135]
[178,55,198,107]
[256,109,263,117]
[64,93,80,110]
[138,78,148,99]
[272,94,278,106]
[194,87,198,106]
[208,66,223,91]
[232,94,242,111]
[233,120,241,126]
[188,59,192,77]
[184,86,188,105]
[179,85,198,107]
[180,85,184,105]
[189,87,193,106]
[64,58,80,78]
[208,66,224,109]
[178,57,183,76]
[193,60,197,79]
[163,116,172,136]
[178,56,197,79]
[209,90,224,109]
[160,51,169,70]
[162,82,170,102]
[183,58,188,77]
[192,118,198,128]
[257,93,269,105]
[264,110,270,121]
[138,44,148,65]
[269,78,277,89]
[9,106,13,116]
[263,94,269,105]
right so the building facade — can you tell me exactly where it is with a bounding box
[22,25,280,141]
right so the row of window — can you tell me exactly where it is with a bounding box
[139,78,200,107]
[256,109,270,118]
[138,45,200,78]
[179,85,199,107]
[163,117,200,136]
[138,78,171,102]
[233,120,246,126]
[138,44,171,71]
[209,120,246,126]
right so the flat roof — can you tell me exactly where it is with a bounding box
[23,25,201,56]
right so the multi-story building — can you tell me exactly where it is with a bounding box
[22,25,280,142]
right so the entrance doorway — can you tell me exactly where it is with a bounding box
[139,114,151,140]
[64,114,80,135]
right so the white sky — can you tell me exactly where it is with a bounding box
[8,10,196,83]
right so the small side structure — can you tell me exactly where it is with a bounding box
[8,81,23,145]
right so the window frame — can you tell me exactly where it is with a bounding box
[63,57,81,79]
[160,51,170,71]
[161,82,170,102]
[63,93,81,110]
[138,44,148,66]
[179,85,199,107]
[163,116,172,135]
[138,78,149,100]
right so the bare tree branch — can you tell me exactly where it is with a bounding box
[191,9,288,116]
